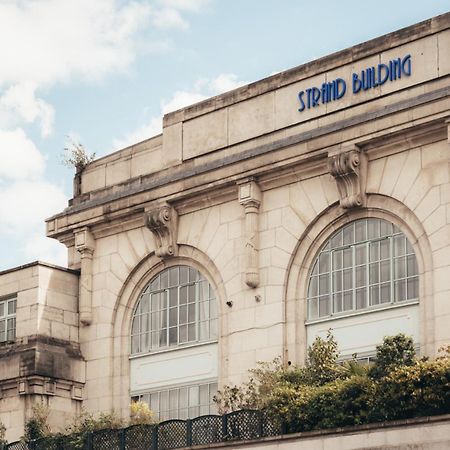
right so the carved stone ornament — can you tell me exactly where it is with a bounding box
[328,148,367,209]
[238,178,262,289]
[145,204,178,258]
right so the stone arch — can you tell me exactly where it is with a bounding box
[110,244,228,416]
[283,193,435,366]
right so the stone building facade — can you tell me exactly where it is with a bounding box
[0,12,449,444]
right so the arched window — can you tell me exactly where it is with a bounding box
[131,265,218,355]
[307,218,419,320]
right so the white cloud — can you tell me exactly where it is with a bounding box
[157,0,210,12]
[0,128,46,180]
[0,0,152,87]
[0,83,54,137]
[113,73,247,150]
[24,232,67,267]
[0,179,67,232]
[152,8,189,30]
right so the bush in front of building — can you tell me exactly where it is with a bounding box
[215,333,450,433]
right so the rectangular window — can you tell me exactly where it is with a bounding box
[0,297,16,343]
[133,381,218,421]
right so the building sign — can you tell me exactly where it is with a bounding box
[298,54,412,112]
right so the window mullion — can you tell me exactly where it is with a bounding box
[329,250,333,315]
[390,237,394,304]
[352,245,356,311]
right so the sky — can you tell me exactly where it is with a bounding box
[0,0,449,271]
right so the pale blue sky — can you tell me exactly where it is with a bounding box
[0,0,448,271]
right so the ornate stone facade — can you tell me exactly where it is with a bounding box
[1,13,450,444]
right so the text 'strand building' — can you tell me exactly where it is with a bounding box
[1,13,450,446]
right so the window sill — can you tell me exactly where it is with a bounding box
[129,339,218,360]
[305,299,419,326]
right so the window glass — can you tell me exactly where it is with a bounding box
[307,219,418,320]
[0,297,16,343]
[131,266,218,355]
[134,382,218,421]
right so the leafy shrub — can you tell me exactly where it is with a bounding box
[129,401,155,425]
[369,333,416,379]
[23,403,51,441]
[373,357,450,421]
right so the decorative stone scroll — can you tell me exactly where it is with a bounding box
[75,227,95,326]
[238,178,262,288]
[145,204,178,258]
[328,146,367,209]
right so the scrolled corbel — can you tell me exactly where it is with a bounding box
[328,145,367,209]
[145,204,178,258]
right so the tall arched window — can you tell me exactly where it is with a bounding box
[131,265,218,354]
[130,265,219,420]
[307,218,419,320]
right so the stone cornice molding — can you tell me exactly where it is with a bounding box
[238,178,261,288]
[145,203,178,258]
[328,145,367,209]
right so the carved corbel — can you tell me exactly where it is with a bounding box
[145,204,178,258]
[238,178,262,288]
[75,227,95,326]
[445,117,450,144]
[328,145,367,209]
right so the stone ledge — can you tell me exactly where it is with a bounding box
[47,85,450,229]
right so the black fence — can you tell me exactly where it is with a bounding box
[4,410,282,450]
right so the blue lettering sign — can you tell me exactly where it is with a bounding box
[298,54,412,112]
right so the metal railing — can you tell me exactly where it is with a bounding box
[4,409,281,450]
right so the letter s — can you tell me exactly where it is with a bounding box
[298,91,306,112]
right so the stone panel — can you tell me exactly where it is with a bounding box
[183,108,228,159]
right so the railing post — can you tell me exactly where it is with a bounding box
[119,428,126,450]
[186,419,192,446]
[222,413,228,441]
[152,424,158,450]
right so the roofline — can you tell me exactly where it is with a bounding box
[0,261,79,277]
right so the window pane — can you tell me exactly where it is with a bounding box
[380,283,390,303]
[395,280,406,302]
[355,266,366,288]
[319,274,330,295]
[318,296,330,317]
[369,241,379,262]
[355,245,366,266]
[0,304,4,317]
[333,293,342,313]
[343,248,352,268]
[394,258,406,279]
[343,269,352,290]
[394,235,405,256]
[380,260,390,282]
[407,277,419,300]
[407,255,418,276]
[332,251,342,270]
[356,288,367,310]
[370,285,380,305]
[160,270,169,289]
[367,219,379,239]
[180,266,189,284]
[343,224,354,245]
[355,220,366,242]
[343,291,353,311]
[380,239,390,260]
[169,267,179,287]
[309,299,318,319]
[319,253,330,272]
[369,263,379,284]
[333,271,342,292]
[169,288,178,308]
[308,276,318,298]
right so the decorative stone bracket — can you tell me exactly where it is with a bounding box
[75,227,95,326]
[238,178,262,288]
[328,145,367,209]
[145,204,179,259]
[445,117,450,144]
